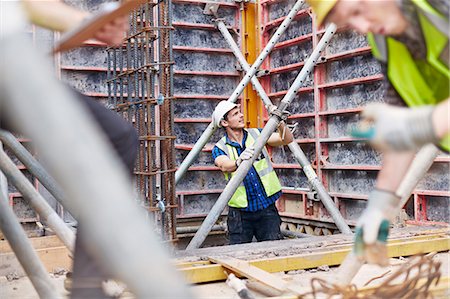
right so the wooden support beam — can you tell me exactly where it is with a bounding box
[210,256,288,293]
[179,235,450,284]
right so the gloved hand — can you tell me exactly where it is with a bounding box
[354,189,400,266]
[351,103,438,151]
[235,146,254,167]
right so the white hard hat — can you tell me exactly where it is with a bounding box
[212,101,238,127]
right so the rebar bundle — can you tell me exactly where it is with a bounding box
[107,1,176,241]
[299,253,442,299]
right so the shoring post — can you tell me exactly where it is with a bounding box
[216,19,350,234]
[0,147,75,252]
[0,163,59,298]
[1,30,192,298]
[336,144,440,285]
[175,0,306,184]
[186,24,337,249]
[0,142,8,201]
[0,130,68,214]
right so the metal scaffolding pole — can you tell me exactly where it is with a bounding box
[335,144,440,285]
[187,24,337,249]
[0,164,59,298]
[0,130,69,216]
[0,148,75,251]
[1,13,191,299]
[215,18,351,234]
[175,0,306,184]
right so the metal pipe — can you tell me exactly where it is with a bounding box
[281,229,309,238]
[176,224,225,234]
[335,144,440,285]
[0,142,8,201]
[1,31,191,298]
[187,24,337,249]
[397,144,439,207]
[287,142,352,234]
[0,148,75,252]
[0,168,59,299]
[215,19,350,234]
[175,0,306,184]
[0,130,68,212]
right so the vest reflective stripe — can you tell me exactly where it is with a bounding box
[368,0,449,150]
[215,129,282,208]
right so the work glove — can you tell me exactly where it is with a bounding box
[235,146,254,167]
[354,189,400,266]
[351,103,438,151]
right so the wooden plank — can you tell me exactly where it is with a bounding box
[209,256,288,293]
[0,246,71,276]
[0,235,65,253]
[179,235,450,284]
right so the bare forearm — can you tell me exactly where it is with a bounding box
[22,0,89,32]
[216,159,237,172]
[277,122,294,144]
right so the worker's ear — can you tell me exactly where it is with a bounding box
[221,119,228,128]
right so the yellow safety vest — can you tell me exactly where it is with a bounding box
[367,0,450,150]
[215,128,282,208]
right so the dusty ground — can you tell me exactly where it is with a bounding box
[1,252,448,298]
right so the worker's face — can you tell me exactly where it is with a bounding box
[222,106,245,129]
[327,0,408,35]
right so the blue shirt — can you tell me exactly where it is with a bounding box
[212,129,281,212]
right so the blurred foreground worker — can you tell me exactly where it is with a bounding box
[307,0,449,265]
[212,101,293,244]
[0,1,138,298]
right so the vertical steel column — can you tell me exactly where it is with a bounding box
[187,24,337,249]
[216,20,350,234]
[107,1,177,240]
[175,0,307,184]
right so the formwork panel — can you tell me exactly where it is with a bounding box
[270,71,313,91]
[328,170,378,195]
[327,142,381,166]
[61,47,108,68]
[171,0,241,222]
[174,98,220,119]
[270,41,313,68]
[268,17,312,43]
[177,170,226,191]
[325,82,385,110]
[174,76,237,96]
[61,70,107,94]
[326,55,382,83]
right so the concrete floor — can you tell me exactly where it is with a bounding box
[1,252,448,298]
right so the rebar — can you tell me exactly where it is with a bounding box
[107,0,177,240]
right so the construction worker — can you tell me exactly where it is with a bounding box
[212,101,294,244]
[1,1,138,298]
[307,0,449,265]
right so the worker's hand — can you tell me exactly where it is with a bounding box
[351,103,438,151]
[235,146,254,167]
[354,189,400,266]
[93,15,129,46]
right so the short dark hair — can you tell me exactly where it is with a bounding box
[223,110,231,121]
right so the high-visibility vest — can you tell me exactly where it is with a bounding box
[215,128,282,208]
[367,0,449,150]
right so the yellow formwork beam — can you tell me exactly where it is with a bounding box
[179,235,450,284]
